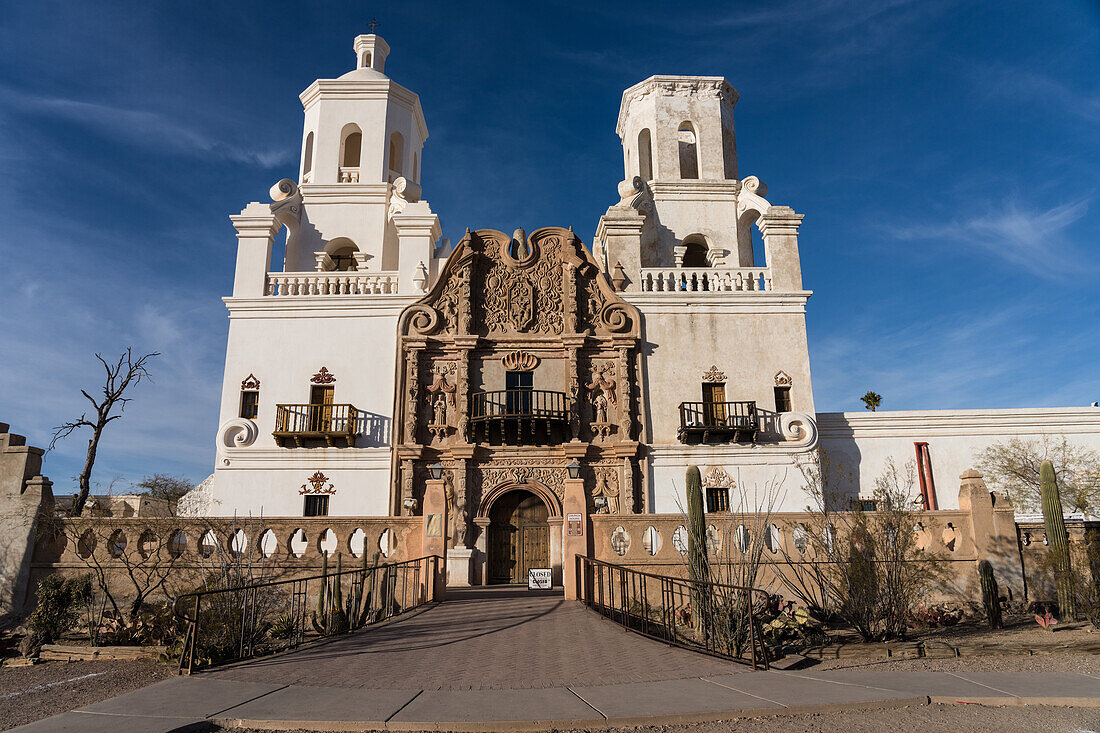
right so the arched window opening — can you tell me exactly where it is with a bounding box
[637,128,653,181]
[339,127,362,182]
[361,52,372,69]
[681,235,708,268]
[302,132,314,183]
[323,238,359,271]
[677,122,699,179]
[751,222,766,268]
[389,131,404,179]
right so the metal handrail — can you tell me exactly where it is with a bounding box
[575,555,771,670]
[172,554,442,674]
[470,389,569,422]
[678,400,757,429]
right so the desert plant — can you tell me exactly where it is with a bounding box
[27,574,93,643]
[685,466,708,586]
[976,436,1100,513]
[311,553,349,636]
[786,454,944,641]
[978,560,1002,629]
[860,391,882,412]
[1035,606,1058,631]
[1041,460,1076,619]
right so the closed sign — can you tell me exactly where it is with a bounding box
[528,568,552,590]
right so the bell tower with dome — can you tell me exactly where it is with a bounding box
[287,33,432,278]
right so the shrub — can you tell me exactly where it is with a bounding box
[27,574,92,643]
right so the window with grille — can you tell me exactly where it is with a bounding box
[304,495,329,517]
[706,486,730,512]
[240,390,259,419]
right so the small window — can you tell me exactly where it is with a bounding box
[706,486,729,513]
[389,131,404,177]
[677,122,699,179]
[304,495,329,517]
[637,128,653,180]
[240,390,259,420]
[852,499,877,512]
[302,132,314,178]
[681,237,708,267]
[774,386,792,413]
[342,131,362,167]
[505,371,533,415]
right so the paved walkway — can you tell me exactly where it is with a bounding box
[11,587,1100,731]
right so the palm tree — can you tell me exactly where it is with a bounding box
[860,391,882,412]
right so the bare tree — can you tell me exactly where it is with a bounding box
[976,436,1100,513]
[135,474,193,508]
[50,348,159,517]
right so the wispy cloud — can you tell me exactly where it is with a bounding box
[887,197,1091,275]
[973,66,1100,124]
[0,85,293,168]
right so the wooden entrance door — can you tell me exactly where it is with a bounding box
[487,489,550,584]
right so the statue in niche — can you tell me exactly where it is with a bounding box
[444,470,467,548]
[587,364,618,407]
[592,392,609,424]
[433,394,447,426]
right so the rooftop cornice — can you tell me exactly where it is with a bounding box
[616,75,738,137]
[299,80,428,142]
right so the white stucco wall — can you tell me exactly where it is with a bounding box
[817,407,1100,510]
[193,295,416,517]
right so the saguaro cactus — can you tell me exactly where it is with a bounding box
[686,465,709,585]
[978,560,1002,629]
[1041,460,1076,620]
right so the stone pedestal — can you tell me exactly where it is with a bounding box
[421,477,447,601]
[562,477,589,600]
[446,546,474,586]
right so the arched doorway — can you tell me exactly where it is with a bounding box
[487,489,550,584]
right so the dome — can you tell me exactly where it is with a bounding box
[338,67,388,81]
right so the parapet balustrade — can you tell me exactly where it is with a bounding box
[639,267,772,293]
[338,166,360,183]
[265,271,399,296]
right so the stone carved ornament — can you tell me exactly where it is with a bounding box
[300,470,336,495]
[479,463,567,502]
[774,370,793,388]
[399,228,639,340]
[591,467,620,514]
[240,373,260,390]
[501,350,539,371]
[701,466,734,490]
[311,366,336,384]
[702,365,726,383]
[443,469,467,547]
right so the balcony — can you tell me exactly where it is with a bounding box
[677,401,758,445]
[274,404,358,447]
[265,271,399,296]
[639,267,772,293]
[471,389,569,445]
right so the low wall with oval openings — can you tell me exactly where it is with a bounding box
[590,495,1024,603]
[32,517,424,603]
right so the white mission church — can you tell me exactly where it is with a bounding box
[182,33,1100,566]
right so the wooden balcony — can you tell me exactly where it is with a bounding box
[677,401,758,445]
[471,389,569,445]
[274,404,358,447]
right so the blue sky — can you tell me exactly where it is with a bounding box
[1,0,1098,492]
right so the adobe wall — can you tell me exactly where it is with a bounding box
[0,423,53,621]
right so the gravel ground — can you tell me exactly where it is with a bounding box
[812,650,1100,674]
[0,659,172,730]
[230,703,1100,732]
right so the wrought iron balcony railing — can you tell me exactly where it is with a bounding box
[274,403,358,447]
[470,389,569,445]
[677,400,758,444]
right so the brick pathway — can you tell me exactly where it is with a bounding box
[205,586,746,690]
